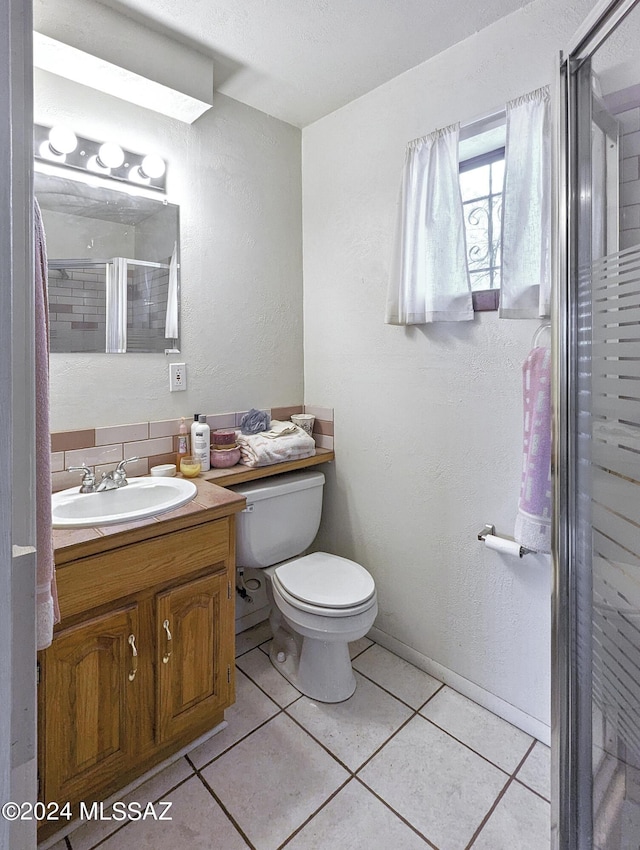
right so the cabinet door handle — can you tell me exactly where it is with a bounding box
[162,619,172,664]
[128,634,138,682]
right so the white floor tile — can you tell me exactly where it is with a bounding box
[235,620,272,657]
[349,636,374,659]
[236,647,301,707]
[68,758,193,850]
[352,644,442,708]
[201,713,349,850]
[89,776,250,850]
[516,741,551,800]
[471,780,550,850]
[419,686,533,773]
[359,715,508,850]
[188,670,279,768]
[287,671,412,770]
[286,778,429,850]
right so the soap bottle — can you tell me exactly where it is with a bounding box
[176,417,190,469]
[192,414,211,472]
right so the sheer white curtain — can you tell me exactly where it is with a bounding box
[386,123,473,324]
[499,86,551,318]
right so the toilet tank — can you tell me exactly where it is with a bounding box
[229,470,325,568]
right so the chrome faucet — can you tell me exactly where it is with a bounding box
[96,457,140,491]
[67,465,97,493]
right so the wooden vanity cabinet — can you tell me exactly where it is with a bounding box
[38,514,236,836]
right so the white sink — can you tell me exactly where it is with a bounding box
[52,477,198,528]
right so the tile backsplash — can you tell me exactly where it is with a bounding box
[51,405,334,492]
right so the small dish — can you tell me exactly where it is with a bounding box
[150,463,177,477]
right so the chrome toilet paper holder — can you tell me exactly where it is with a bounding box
[477,524,534,558]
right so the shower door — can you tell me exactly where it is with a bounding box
[557,1,640,847]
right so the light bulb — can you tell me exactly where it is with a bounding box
[86,155,111,175]
[140,154,165,179]
[97,142,125,169]
[48,125,77,155]
[128,165,150,185]
[39,140,65,162]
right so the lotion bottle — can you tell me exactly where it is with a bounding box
[192,414,211,471]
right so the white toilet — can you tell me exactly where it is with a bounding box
[230,470,377,702]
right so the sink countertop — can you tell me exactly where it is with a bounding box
[53,448,335,563]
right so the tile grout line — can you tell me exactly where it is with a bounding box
[190,705,285,773]
[353,775,441,850]
[77,770,196,850]
[188,757,257,850]
[275,777,353,850]
[415,712,529,779]
[463,738,538,850]
[350,665,445,713]
[513,775,551,804]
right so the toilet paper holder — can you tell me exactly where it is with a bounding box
[477,524,533,558]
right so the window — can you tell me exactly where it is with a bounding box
[459,147,505,292]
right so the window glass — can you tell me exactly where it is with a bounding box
[459,149,505,292]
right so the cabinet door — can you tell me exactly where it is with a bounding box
[42,604,141,804]
[156,571,233,745]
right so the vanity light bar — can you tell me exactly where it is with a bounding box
[34,124,167,192]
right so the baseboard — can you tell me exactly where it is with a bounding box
[368,627,551,745]
[235,605,270,634]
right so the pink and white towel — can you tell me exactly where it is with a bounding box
[514,346,552,554]
[35,199,60,649]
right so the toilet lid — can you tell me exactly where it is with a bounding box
[274,552,375,609]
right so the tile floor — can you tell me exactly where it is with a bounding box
[48,622,551,850]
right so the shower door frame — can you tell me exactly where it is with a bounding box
[554,1,640,848]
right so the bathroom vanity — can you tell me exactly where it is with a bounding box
[37,479,245,841]
[38,450,334,841]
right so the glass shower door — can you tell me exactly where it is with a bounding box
[557,1,640,847]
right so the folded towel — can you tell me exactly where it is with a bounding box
[514,346,552,554]
[262,420,299,439]
[237,425,316,467]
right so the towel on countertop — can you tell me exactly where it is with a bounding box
[262,420,299,439]
[237,422,316,467]
[514,346,552,554]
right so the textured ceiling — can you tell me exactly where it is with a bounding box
[97,0,535,127]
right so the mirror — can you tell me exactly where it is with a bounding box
[35,171,180,353]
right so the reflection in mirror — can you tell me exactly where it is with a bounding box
[35,171,180,353]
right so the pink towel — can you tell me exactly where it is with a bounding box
[514,346,552,554]
[35,199,60,649]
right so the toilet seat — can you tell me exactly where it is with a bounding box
[272,552,376,617]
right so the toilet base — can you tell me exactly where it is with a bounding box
[268,611,357,703]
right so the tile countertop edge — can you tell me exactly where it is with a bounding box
[52,449,335,562]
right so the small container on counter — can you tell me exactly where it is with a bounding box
[211,428,237,448]
[179,455,202,478]
[210,446,241,468]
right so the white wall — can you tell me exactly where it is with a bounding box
[35,70,304,431]
[302,0,596,737]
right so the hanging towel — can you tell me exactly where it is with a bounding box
[164,241,179,339]
[35,199,60,649]
[514,346,552,554]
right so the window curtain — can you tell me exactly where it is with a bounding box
[386,123,473,324]
[499,86,551,318]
